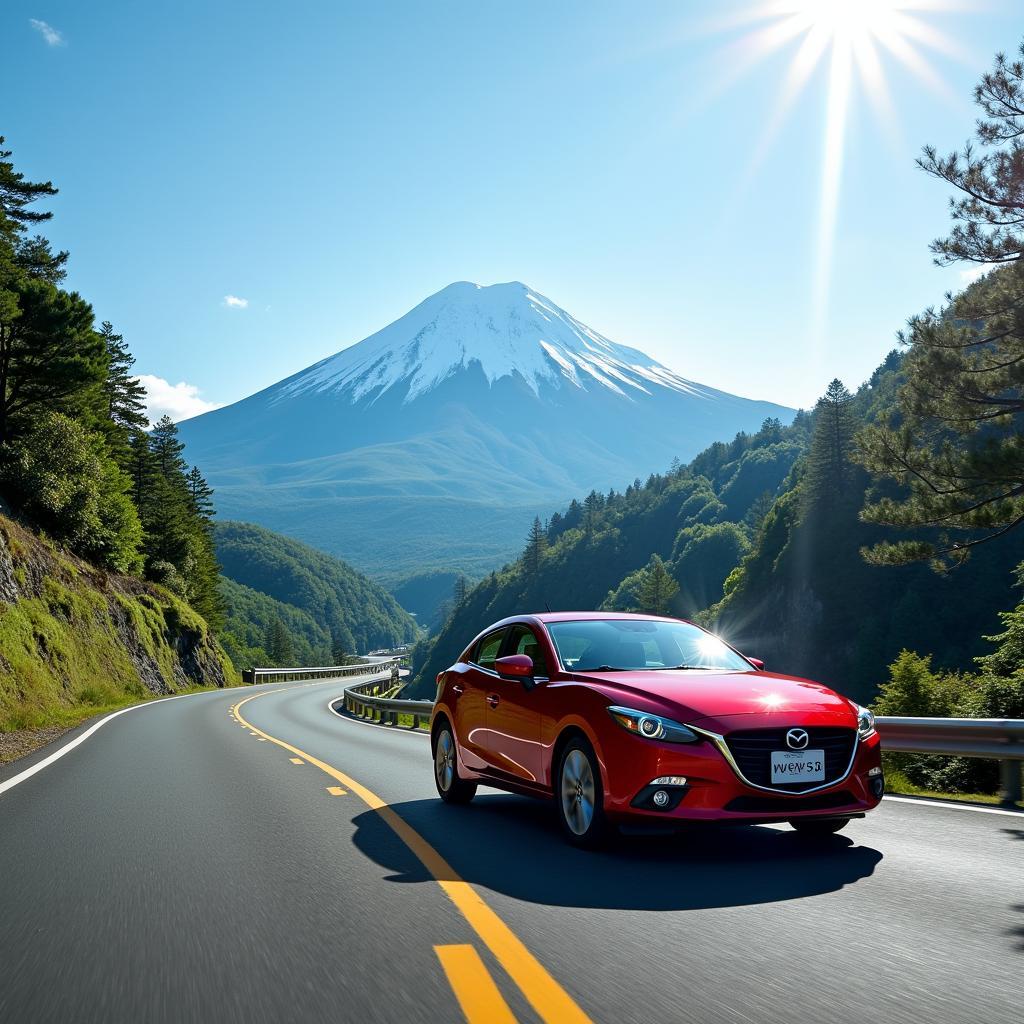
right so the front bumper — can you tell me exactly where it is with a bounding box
[603,728,882,824]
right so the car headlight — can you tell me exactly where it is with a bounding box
[857,705,875,740]
[607,706,699,743]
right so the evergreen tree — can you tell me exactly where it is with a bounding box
[638,554,679,616]
[857,42,1024,567]
[100,322,147,431]
[524,516,547,575]
[804,379,855,511]
[185,466,215,521]
[0,277,107,445]
[149,415,187,478]
[919,43,1024,265]
[452,573,469,606]
[331,622,356,664]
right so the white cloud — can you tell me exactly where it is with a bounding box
[29,19,64,46]
[137,375,221,425]
[223,294,249,308]
[959,263,995,285]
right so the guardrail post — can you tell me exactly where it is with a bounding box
[999,747,1021,808]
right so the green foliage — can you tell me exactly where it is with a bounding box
[637,554,678,615]
[413,420,806,694]
[1,412,142,573]
[218,575,333,672]
[215,520,418,655]
[0,514,234,735]
[856,48,1024,566]
[873,618,1024,794]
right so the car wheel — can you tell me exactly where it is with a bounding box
[556,738,608,847]
[789,817,850,836]
[433,724,476,804]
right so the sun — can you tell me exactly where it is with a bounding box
[790,0,904,41]
[708,0,964,353]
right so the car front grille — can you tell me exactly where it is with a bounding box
[723,727,856,791]
[724,790,857,814]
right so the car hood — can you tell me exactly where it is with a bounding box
[567,668,855,725]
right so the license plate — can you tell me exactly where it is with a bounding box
[770,749,825,784]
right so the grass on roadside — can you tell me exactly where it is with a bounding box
[883,765,1023,810]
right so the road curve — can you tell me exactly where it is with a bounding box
[0,676,1020,1024]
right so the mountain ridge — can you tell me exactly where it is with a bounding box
[179,282,795,580]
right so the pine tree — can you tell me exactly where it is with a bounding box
[803,379,855,511]
[149,415,187,478]
[452,573,469,606]
[100,322,148,431]
[524,516,547,575]
[185,466,215,521]
[637,554,679,616]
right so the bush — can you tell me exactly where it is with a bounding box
[874,646,1024,795]
[2,412,143,574]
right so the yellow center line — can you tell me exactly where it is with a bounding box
[290,757,304,764]
[233,688,592,1024]
[436,944,517,1024]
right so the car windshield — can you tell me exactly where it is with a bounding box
[546,618,752,673]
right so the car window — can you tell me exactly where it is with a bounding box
[547,618,751,672]
[473,629,506,670]
[505,625,549,678]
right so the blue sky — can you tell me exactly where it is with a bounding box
[5,1,1021,417]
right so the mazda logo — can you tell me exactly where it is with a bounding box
[786,728,809,750]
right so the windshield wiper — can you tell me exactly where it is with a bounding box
[650,664,711,670]
[578,665,627,672]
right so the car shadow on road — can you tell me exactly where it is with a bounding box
[351,793,883,912]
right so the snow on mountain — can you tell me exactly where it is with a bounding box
[277,281,709,405]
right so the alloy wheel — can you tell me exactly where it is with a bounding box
[435,729,455,792]
[560,748,596,836]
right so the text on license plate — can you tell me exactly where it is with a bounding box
[770,749,825,783]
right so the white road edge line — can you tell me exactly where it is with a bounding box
[882,794,1022,817]
[326,697,431,737]
[0,692,199,798]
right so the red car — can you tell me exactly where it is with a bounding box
[430,612,883,846]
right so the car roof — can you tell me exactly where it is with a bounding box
[529,611,686,624]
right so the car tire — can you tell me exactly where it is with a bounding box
[433,723,476,804]
[789,816,850,836]
[555,737,608,848]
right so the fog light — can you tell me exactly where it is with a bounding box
[868,766,882,777]
[652,789,670,808]
[650,776,687,786]
[871,776,885,798]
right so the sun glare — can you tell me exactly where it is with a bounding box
[711,0,964,358]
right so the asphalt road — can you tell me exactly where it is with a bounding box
[0,674,1020,1024]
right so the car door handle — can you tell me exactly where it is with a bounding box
[452,685,464,695]
[486,693,500,708]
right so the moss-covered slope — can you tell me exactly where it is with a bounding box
[0,513,235,732]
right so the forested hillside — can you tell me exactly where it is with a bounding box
[0,137,238,740]
[215,521,419,662]
[412,414,809,694]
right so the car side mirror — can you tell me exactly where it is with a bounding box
[495,654,535,686]
[747,657,765,671]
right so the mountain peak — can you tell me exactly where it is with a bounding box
[279,280,708,406]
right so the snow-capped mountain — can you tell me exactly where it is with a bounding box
[278,281,712,404]
[179,281,794,582]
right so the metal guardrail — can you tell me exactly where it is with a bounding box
[876,716,1023,807]
[341,677,434,730]
[241,657,400,685]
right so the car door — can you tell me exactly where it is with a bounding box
[479,624,551,786]
[453,627,507,772]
